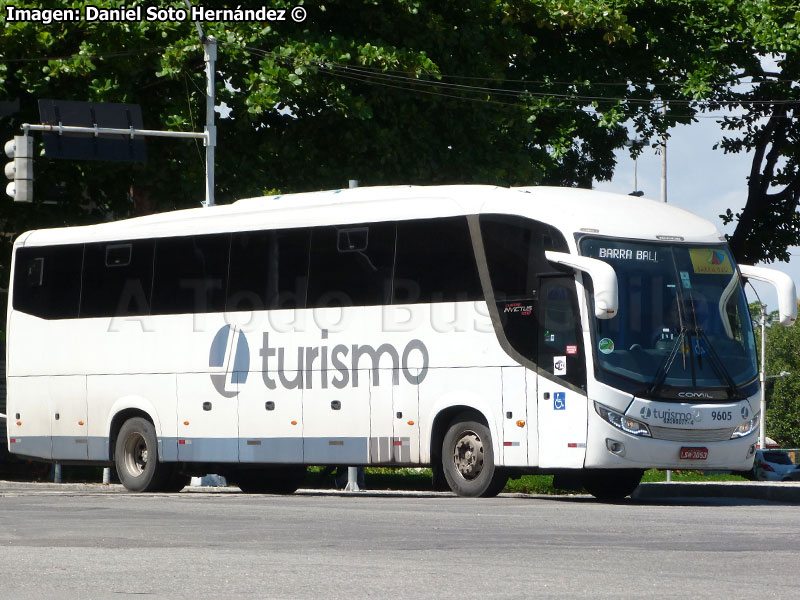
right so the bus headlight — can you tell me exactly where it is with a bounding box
[730,412,760,439]
[594,402,651,437]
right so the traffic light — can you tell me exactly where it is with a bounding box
[4,135,33,202]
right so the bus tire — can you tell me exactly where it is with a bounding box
[442,416,508,497]
[114,417,171,492]
[581,469,644,501]
[235,466,306,494]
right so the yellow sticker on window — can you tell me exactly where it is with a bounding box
[689,249,733,274]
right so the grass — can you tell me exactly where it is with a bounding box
[640,469,748,483]
[305,467,749,494]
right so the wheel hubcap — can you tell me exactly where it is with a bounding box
[453,430,484,481]
[123,432,148,477]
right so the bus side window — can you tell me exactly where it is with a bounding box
[537,279,586,389]
[81,240,154,318]
[479,214,569,364]
[307,222,395,308]
[228,228,311,311]
[393,217,482,304]
[152,234,230,315]
[13,245,83,319]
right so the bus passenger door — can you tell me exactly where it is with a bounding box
[535,276,588,469]
[501,366,528,466]
[49,375,88,461]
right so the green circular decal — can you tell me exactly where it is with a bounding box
[599,338,615,354]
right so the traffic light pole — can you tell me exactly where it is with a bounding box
[20,122,208,142]
[8,35,217,207]
[15,115,215,204]
[204,36,216,207]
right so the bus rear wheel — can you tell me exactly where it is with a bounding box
[115,417,173,492]
[581,469,644,501]
[442,416,508,497]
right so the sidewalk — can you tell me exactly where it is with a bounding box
[633,480,800,503]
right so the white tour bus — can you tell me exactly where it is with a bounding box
[5,185,796,499]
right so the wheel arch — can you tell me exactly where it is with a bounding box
[107,402,160,462]
[429,405,491,468]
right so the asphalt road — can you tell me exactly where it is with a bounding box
[0,482,798,599]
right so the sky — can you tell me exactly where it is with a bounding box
[593,116,797,316]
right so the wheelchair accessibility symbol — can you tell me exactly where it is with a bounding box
[554,392,566,410]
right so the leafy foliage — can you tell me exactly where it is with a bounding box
[2,3,800,299]
[753,302,800,447]
[679,0,800,264]
[0,2,702,219]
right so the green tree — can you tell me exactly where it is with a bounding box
[0,1,641,209]
[3,2,800,259]
[756,302,800,447]
[689,1,800,265]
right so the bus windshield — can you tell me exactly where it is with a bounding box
[580,238,758,399]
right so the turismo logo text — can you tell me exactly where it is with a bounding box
[210,326,430,397]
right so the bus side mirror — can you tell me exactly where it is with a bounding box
[545,251,619,319]
[739,264,797,327]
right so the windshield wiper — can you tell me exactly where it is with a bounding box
[645,327,740,399]
[686,290,739,397]
[646,282,690,397]
[696,328,739,397]
[645,327,688,397]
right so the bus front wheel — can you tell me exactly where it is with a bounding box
[115,417,173,492]
[442,416,508,497]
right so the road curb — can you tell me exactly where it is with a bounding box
[633,481,800,503]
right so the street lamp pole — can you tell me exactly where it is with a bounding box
[759,303,767,449]
[660,103,667,203]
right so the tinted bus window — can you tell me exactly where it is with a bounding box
[480,214,571,369]
[81,240,154,317]
[228,228,311,311]
[394,217,481,304]
[13,244,83,319]
[152,234,230,315]
[308,222,396,307]
[479,214,566,300]
[537,277,586,389]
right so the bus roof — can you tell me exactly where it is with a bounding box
[17,184,724,248]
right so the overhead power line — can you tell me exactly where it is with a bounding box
[232,44,800,102]
[3,41,797,91]
[3,41,798,120]
[0,47,168,63]
[230,44,800,119]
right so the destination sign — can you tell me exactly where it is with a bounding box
[596,248,658,262]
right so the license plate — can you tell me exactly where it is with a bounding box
[680,447,708,460]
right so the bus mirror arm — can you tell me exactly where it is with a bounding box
[545,251,619,319]
[738,264,797,327]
